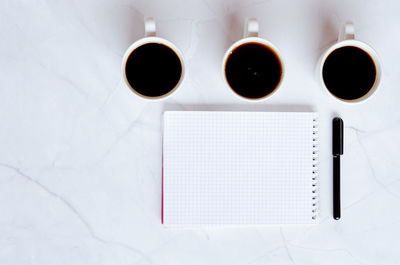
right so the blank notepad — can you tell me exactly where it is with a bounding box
[162,111,319,226]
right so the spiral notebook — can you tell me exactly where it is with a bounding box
[162,111,319,226]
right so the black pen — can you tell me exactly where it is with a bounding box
[332,117,343,220]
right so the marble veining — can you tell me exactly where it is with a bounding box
[1,0,400,264]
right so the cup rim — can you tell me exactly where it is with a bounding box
[121,36,185,101]
[318,39,382,104]
[222,37,285,101]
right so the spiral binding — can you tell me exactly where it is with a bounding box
[311,116,319,221]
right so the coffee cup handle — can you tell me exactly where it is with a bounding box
[339,21,355,41]
[145,17,156,37]
[244,18,258,38]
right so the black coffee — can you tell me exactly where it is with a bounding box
[322,46,376,100]
[125,43,182,97]
[225,42,282,99]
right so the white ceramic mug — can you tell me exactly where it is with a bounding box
[121,17,185,100]
[318,21,382,103]
[222,18,285,101]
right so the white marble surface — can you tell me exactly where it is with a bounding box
[1,0,400,264]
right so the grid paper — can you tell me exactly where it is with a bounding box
[163,111,318,226]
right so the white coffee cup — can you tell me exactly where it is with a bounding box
[222,18,285,101]
[121,17,185,100]
[318,21,382,103]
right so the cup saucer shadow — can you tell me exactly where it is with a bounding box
[313,4,339,67]
[224,12,243,50]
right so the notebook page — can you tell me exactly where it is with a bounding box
[163,111,318,226]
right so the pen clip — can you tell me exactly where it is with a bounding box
[333,117,343,156]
